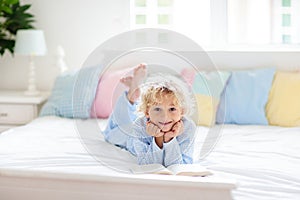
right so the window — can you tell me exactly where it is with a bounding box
[130,0,174,29]
[130,0,211,46]
[228,0,300,45]
[272,0,300,44]
[130,0,300,48]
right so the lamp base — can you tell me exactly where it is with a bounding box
[24,90,40,96]
[24,56,40,96]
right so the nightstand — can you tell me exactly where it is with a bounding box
[0,91,48,133]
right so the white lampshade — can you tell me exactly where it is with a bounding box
[14,29,47,96]
[14,29,47,56]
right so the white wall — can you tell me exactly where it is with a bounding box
[0,0,130,91]
[0,0,300,91]
[208,51,300,70]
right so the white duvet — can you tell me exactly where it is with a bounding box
[196,124,300,200]
[0,116,300,200]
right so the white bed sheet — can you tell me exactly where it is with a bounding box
[0,116,137,176]
[195,124,300,200]
[0,116,300,200]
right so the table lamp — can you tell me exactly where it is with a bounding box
[14,29,47,96]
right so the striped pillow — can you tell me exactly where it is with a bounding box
[40,65,101,118]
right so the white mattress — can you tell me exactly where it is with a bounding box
[0,116,137,176]
[196,124,300,200]
[1,116,300,199]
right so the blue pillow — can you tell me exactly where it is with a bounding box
[40,65,102,118]
[216,68,275,125]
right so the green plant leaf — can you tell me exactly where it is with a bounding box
[0,0,35,56]
[19,4,31,12]
[0,38,15,56]
[7,0,19,5]
[0,5,12,14]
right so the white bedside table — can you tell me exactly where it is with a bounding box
[0,91,48,133]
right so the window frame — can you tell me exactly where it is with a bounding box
[130,0,300,52]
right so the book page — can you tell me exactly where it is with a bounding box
[167,164,213,176]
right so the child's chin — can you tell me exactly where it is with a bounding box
[161,127,172,132]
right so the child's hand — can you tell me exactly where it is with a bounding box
[173,119,184,136]
[146,121,164,137]
[164,120,184,143]
[146,121,164,149]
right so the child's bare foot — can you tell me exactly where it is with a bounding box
[127,63,147,104]
[120,76,133,87]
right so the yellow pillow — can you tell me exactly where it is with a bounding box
[266,71,300,127]
[181,68,231,126]
[192,94,219,126]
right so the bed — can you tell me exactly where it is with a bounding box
[1,56,300,199]
[0,116,236,200]
[1,115,300,200]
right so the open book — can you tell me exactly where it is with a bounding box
[130,164,213,176]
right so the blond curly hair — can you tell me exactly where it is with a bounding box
[137,74,194,117]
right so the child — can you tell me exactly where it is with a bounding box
[102,64,196,167]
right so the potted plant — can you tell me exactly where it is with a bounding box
[0,0,35,56]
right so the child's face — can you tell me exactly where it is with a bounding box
[146,95,183,132]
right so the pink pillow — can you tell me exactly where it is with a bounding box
[91,68,131,118]
[181,68,196,88]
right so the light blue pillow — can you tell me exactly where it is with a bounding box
[216,68,275,125]
[192,71,231,98]
[40,65,102,118]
